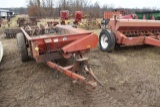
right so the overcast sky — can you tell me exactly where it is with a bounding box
[0,0,159,9]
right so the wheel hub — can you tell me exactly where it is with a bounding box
[101,34,108,49]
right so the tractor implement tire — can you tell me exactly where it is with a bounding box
[16,32,29,62]
[99,30,115,52]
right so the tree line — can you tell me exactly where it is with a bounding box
[2,0,159,18]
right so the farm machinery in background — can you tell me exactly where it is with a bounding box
[135,11,160,20]
[46,10,71,27]
[72,11,83,26]
[58,10,84,27]
[60,10,72,25]
[46,10,72,26]
[0,16,11,28]
[101,11,125,29]
[4,17,40,38]
[101,10,160,29]
[99,15,160,52]
[84,17,101,30]
[17,17,39,27]
[46,10,101,29]
[72,10,100,29]
[73,11,101,29]
[119,11,160,20]
[16,25,102,91]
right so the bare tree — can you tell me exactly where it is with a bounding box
[27,0,160,18]
[27,0,54,18]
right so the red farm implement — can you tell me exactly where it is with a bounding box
[46,10,71,27]
[73,11,100,29]
[101,11,121,29]
[99,18,160,52]
[103,11,121,19]
[60,10,70,25]
[73,11,83,25]
[16,25,102,91]
[48,10,100,29]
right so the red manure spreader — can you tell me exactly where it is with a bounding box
[16,25,102,91]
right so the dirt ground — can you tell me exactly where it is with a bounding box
[1,19,160,107]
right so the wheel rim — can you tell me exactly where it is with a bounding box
[101,34,108,49]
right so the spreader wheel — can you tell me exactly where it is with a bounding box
[99,30,115,52]
[16,32,29,62]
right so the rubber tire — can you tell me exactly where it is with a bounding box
[16,32,29,62]
[99,30,116,52]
